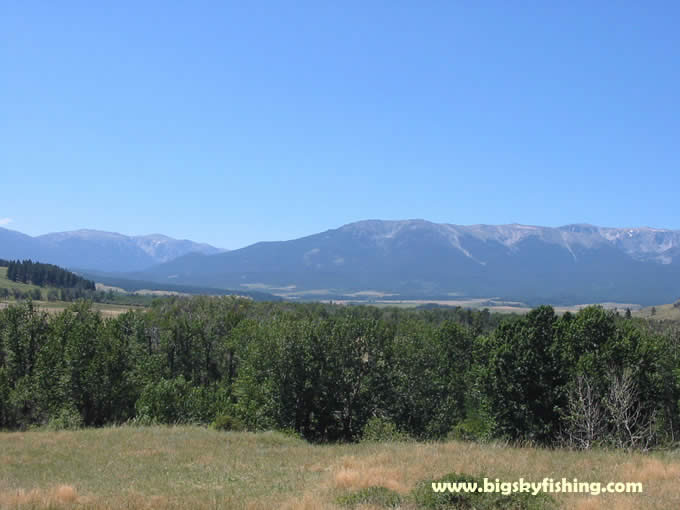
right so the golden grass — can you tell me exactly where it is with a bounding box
[633,302,680,321]
[0,485,79,507]
[1,426,679,509]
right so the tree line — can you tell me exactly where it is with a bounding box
[0,296,678,450]
[3,259,95,290]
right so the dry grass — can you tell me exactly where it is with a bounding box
[31,301,143,317]
[633,302,680,321]
[1,427,679,509]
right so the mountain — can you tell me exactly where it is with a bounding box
[0,228,225,272]
[138,220,680,306]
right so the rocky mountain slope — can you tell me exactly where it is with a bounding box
[137,220,680,305]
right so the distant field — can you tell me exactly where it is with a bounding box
[37,300,146,317]
[320,298,652,316]
[634,302,680,321]
[321,297,532,312]
[1,426,679,509]
[0,299,144,317]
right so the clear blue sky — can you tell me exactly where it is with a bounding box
[3,2,679,249]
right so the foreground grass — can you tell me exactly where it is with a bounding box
[1,426,679,509]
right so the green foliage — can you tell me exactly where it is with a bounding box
[235,313,394,441]
[47,406,83,430]
[361,416,409,442]
[0,297,678,449]
[447,412,493,442]
[482,306,565,443]
[6,259,95,290]
[336,486,402,508]
[135,376,224,424]
[212,414,246,431]
[412,472,556,509]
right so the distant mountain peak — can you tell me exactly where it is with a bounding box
[4,220,680,306]
[1,228,225,272]
[138,219,680,306]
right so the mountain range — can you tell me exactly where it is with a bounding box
[0,228,224,272]
[135,220,680,306]
[2,220,680,306]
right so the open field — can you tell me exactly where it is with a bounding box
[320,298,533,311]
[634,302,680,321]
[319,298,649,316]
[34,300,146,317]
[1,426,679,509]
[0,299,144,317]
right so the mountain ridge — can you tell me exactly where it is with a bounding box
[133,219,680,306]
[3,220,680,306]
[0,227,225,272]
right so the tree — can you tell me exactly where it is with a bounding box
[606,368,657,450]
[562,373,606,449]
[482,306,565,443]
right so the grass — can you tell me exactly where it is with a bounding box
[35,300,146,317]
[634,301,680,321]
[1,426,679,509]
[0,298,144,318]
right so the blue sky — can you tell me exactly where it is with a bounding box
[3,2,679,249]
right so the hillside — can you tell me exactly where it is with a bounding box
[634,300,680,321]
[0,266,45,298]
[0,266,153,317]
[136,220,680,306]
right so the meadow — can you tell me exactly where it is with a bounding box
[1,426,679,510]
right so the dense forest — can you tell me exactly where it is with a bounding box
[0,297,678,450]
[1,259,95,290]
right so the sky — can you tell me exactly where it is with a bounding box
[3,1,680,249]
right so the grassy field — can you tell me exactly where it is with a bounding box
[34,300,146,317]
[634,301,680,321]
[0,298,144,318]
[1,426,679,509]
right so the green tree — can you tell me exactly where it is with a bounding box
[482,306,565,443]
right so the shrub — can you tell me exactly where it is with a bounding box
[361,416,409,442]
[448,414,493,442]
[47,407,83,431]
[212,414,246,431]
[336,486,402,508]
[279,427,304,439]
[125,414,158,426]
